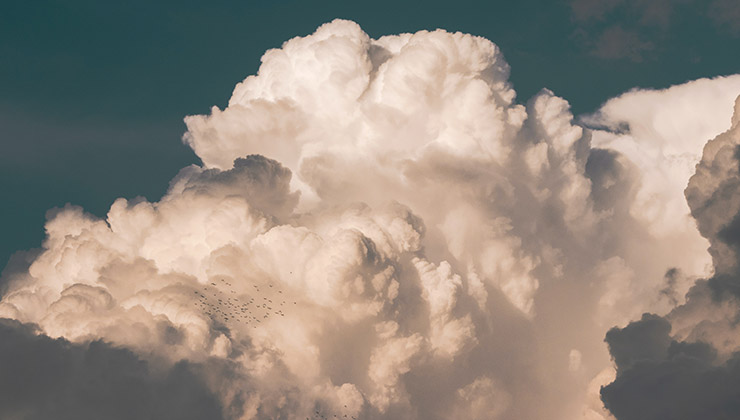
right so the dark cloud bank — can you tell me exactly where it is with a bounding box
[0,319,224,420]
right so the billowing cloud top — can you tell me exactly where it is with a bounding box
[2,19,740,420]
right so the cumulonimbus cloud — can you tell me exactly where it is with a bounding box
[1,19,739,420]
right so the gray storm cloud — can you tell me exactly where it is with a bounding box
[1,19,740,420]
[0,318,224,420]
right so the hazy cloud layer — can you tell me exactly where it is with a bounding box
[570,0,740,60]
[1,20,740,419]
[707,0,740,35]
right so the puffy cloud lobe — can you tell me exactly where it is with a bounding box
[450,376,511,420]
[2,19,740,419]
[686,96,740,275]
[586,76,740,276]
[414,259,475,358]
[172,155,300,221]
[184,20,522,174]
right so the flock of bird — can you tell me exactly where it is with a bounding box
[192,279,362,419]
[308,406,358,420]
[193,278,295,327]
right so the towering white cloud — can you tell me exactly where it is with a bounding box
[600,97,740,420]
[1,19,739,420]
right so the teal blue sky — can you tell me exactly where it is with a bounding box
[2,0,739,269]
